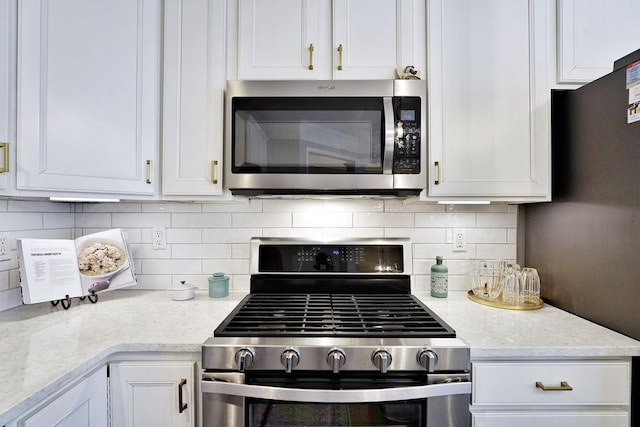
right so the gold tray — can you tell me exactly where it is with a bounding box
[466,290,544,310]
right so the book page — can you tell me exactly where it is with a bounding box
[75,228,137,295]
[17,239,83,303]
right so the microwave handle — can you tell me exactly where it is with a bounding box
[383,97,395,175]
[201,379,470,403]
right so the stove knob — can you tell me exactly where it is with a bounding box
[235,348,255,372]
[417,348,438,372]
[372,349,392,374]
[280,348,300,373]
[327,348,346,373]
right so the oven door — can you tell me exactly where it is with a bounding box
[202,372,471,427]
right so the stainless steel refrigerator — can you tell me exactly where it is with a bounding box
[524,48,640,419]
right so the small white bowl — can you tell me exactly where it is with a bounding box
[169,284,196,301]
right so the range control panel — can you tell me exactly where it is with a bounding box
[258,243,404,273]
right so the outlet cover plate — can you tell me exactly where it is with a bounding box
[152,227,167,250]
[0,232,9,261]
[452,228,466,252]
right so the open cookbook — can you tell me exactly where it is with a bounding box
[17,228,137,304]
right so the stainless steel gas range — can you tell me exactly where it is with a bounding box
[201,238,471,427]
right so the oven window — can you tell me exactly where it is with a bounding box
[247,400,424,427]
[232,97,384,174]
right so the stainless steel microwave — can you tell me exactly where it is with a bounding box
[224,79,426,196]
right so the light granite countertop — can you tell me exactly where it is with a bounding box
[1,289,639,423]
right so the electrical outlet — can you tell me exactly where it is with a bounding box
[0,232,9,261]
[152,227,167,250]
[452,228,466,252]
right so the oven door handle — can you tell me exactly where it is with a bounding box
[383,96,395,175]
[201,379,471,403]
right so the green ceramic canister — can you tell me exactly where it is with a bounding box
[430,256,448,298]
[208,272,229,298]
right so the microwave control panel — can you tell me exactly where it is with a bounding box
[393,96,421,174]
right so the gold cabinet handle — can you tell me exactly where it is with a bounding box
[535,381,573,391]
[146,160,152,184]
[434,161,441,185]
[337,44,343,70]
[308,44,314,70]
[0,142,8,173]
[178,378,188,413]
[211,160,218,184]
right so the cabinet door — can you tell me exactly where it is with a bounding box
[17,0,160,196]
[21,366,107,427]
[427,0,551,201]
[110,361,195,427]
[162,0,224,195]
[557,0,640,84]
[332,0,424,80]
[0,0,16,194]
[473,412,629,427]
[237,0,322,80]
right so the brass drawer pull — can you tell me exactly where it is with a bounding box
[178,378,188,413]
[337,44,343,70]
[434,161,441,185]
[308,44,314,70]
[211,160,218,184]
[146,160,152,184]
[535,380,573,391]
[0,142,8,173]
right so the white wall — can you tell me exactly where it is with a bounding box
[0,198,518,311]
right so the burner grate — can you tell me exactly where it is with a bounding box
[214,294,455,338]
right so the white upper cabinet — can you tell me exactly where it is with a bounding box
[557,0,640,84]
[16,0,161,197]
[162,0,225,196]
[234,0,425,80]
[0,0,16,195]
[425,0,551,201]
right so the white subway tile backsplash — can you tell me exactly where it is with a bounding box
[0,199,519,311]
[172,243,231,259]
[9,200,73,212]
[74,213,112,228]
[414,212,476,228]
[353,212,414,228]
[43,213,75,229]
[113,212,172,228]
[233,212,291,228]
[293,211,352,228]
[172,212,232,228]
[0,212,43,230]
[79,202,142,213]
[143,259,202,275]
[167,228,202,243]
[476,212,518,228]
[203,259,250,275]
[203,228,262,243]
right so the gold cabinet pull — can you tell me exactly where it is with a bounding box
[434,161,441,185]
[178,378,188,413]
[308,44,314,70]
[337,44,343,70]
[535,381,573,391]
[0,142,8,173]
[211,160,218,184]
[146,160,152,184]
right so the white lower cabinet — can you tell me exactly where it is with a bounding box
[109,361,195,427]
[471,360,631,426]
[16,366,108,427]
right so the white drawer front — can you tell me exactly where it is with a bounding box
[473,361,630,405]
[473,411,629,427]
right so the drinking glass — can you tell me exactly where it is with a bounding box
[522,267,541,304]
[467,259,507,299]
[502,264,523,306]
